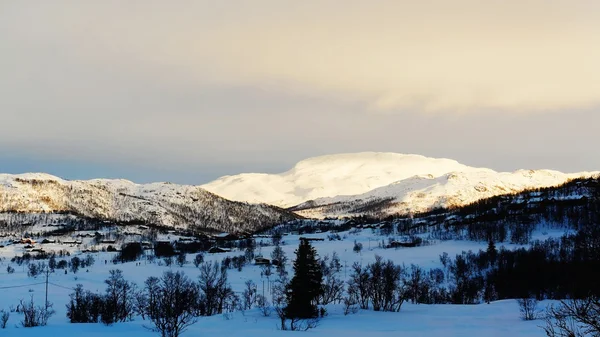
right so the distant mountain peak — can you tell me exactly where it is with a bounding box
[202,152,489,207]
[201,152,597,218]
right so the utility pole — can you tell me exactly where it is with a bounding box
[344,260,347,278]
[45,267,49,309]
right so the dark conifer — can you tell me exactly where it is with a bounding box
[285,239,323,319]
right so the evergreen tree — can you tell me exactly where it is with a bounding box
[486,239,497,267]
[285,239,323,319]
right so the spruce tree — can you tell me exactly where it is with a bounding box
[486,239,497,266]
[285,239,323,319]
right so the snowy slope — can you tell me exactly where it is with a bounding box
[202,152,488,207]
[292,169,598,218]
[201,152,597,218]
[0,173,297,233]
[0,227,555,337]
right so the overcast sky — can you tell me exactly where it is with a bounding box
[1,1,599,184]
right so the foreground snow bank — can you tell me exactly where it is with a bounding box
[0,301,549,337]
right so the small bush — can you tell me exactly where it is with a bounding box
[56,260,68,269]
[517,297,539,321]
[193,253,204,268]
[353,241,363,254]
[256,295,271,317]
[6,266,14,274]
[20,296,54,327]
[0,310,9,329]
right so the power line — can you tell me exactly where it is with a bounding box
[0,282,45,290]
[48,282,76,291]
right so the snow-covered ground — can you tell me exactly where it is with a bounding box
[0,300,550,337]
[0,227,564,336]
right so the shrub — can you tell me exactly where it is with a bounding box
[193,253,204,268]
[517,297,539,321]
[70,257,81,274]
[66,284,102,323]
[543,297,600,336]
[176,252,187,267]
[20,296,54,327]
[0,310,9,329]
[353,241,363,254]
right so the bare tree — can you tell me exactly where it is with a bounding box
[20,295,54,327]
[197,261,232,316]
[543,297,600,337]
[102,269,134,324]
[517,297,539,321]
[241,280,257,311]
[256,295,271,317]
[319,253,345,305]
[146,271,199,337]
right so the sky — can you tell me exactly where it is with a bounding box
[1,0,599,184]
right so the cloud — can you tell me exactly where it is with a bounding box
[3,0,599,114]
[0,1,599,182]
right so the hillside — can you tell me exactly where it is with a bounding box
[292,169,598,218]
[202,152,597,218]
[0,173,297,233]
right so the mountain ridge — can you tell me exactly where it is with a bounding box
[0,173,298,233]
[201,152,598,218]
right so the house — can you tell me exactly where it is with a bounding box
[178,237,195,242]
[212,233,239,241]
[299,237,325,242]
[254,256,271,265]
[208,247,231,254]
[20,238,36,244]
[41,239,56,244]
[141,241,153,249]
[387,240,420,249]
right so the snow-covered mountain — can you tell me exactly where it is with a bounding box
[202,152,598,218]
[291,169,598,218]
[202,153,488,207]
[0,173,297,233]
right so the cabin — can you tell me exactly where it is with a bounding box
[208,247,231,254]
[178,237,195,242]
[212,233,239,241]
[388,240,418,249]
[19,238,36,244]
[299,237,325,242]
[141,241,153,250]
[41,239,56,244]
[254,256,271,265]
